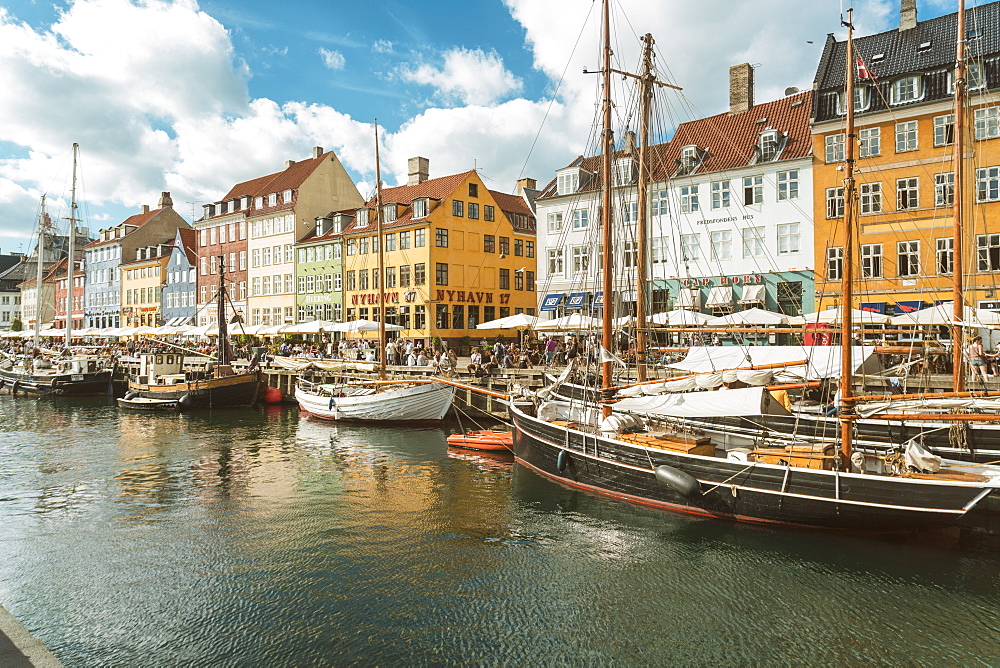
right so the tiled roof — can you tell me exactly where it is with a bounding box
[351,171,473,233]
[84,208,161,247]
[210,152,334,221]
[177,228,198,266]
[18,258,66,287]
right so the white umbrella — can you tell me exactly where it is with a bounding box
[533,313,601,332]
[329,319,404,333]
[282,320,340,334]
[706,307,789,326]
[648,309,712,326]
[890,301,1000,326]
[788,307,891,325]
[476,313,538,330]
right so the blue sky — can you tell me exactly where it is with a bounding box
[0,0,958,256]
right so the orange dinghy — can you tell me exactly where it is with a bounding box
[446,430,513,453]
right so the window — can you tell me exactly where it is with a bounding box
[651,188,670,216]
[711,181,730,209]
[557,171,579,195]
[680,234,700,261]
[282,189,292,203]
[742,226,765,258]
[385,267,396,288]
[514,239,523,256]
[435,263,448,285]
[895,121,918,152]
[827,246,843,281]
[897,177,919,210]
[934,114,955,146]
[840,85,870,113]
[526,271,535,291]
[897,241,920,277]
[935,172,955,207]
[499,237,510,255]
[571,209,589,229]
[622,240,638,268]
[825,133,845,162]
[826,187,845,218]
[499,268,510,290]
[859,127,881,157]
[452,200,464,216]
[547,212,563,233]
[358,269,368,290]
[680,185,699,213]
[526,241,534,258]
[758,130,780,161]
[468,202,479,219]
[937,237,954,275]
[414,263,426,285]
[397,230,410,250]
[613,158,633,186]
[777,223,800,255]
[412,198,428,218]
[468,183,478,197]
[435,228,449,247]
[710,230,731,261]
[978,234,1000,271]
[860,182,882,214]
[968,61,987,90]
[891,75,922,104]
[385,233,396,251]
[861,244,883,278]
[977,167,1000,202]
[484,235,495,253]
[382,204,397,223]
[742,176,763,205]
[268,193,277,207]
[548,248,564,275]
[436,304,449,329]
[776,170,799,200]
[415,229,425,247]
[356,209,370,226]
[678,145,701,174]
[975,108,1000,141]
[484,205,494,222]
[571,246,590,273]
[346,271,356,291]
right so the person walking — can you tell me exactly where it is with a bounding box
[967,335,990,383]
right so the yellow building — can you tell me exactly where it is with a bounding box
[342,160,537,347]
[812,3,1000,318]
[121,243,171,327]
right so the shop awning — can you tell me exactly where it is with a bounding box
[860,302,886,314]
[565,292,589,311]
[738,284,766,304]
[676,289,699,309]
[706,286,733,309]
[592,291,605,309]
[894,300,924,314]
[540,293,564,311]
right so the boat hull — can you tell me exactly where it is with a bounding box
[510,403,997,532]
[0,368,124,396]
[128,372,262,409]
[446,430,513,452]
[296,381,454,423]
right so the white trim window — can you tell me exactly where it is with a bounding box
[777,170,799,200]
[710,230,732,261]
[777,223,800,255]
[826,187,845,218]
[679,185,699,213]
[860,182,882,214]
[571,208,589,230]
[859,127,881,157]
[975,107,1000,141]
[557,170,579,195]
[571,246,590,273]
[711,180,730,209]
[827,246,843,281]
[547,248,564,276]
[891,75,923,105]
[825,133,845,163]
[652,188,670,216]
[895,120,918,153]
[976,166,1000,202]
[412,198,428,218]
[680,234,700,262]
[861,243,883,278]
[613,158,634,186]
[897,177,919,210]
[936,237,953,275]
[897,240,920,277]
[742,176,763,205]
[758,130,780,162]
[933,114,955,147]
[741,226,765,258]
[547,212,563,233]
[934,172,954,207]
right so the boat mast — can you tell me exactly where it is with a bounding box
[374,120,387,381]
[599,0,615,417]
[32,196,47,351]
[839,9,858,466]
[952,0,967,392]
[635,34,654,383]
[217,254,230,365]
[65,142,79,349]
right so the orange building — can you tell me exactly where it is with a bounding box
[120,243,172,327]
[811,2,1000,319]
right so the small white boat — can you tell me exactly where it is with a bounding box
[116,396,179,411]
[295,379,454,423]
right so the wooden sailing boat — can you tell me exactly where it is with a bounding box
[294,121,454,423]
[508,2,1000,532]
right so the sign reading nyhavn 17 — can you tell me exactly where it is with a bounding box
[681,274,763,287]
[351,290,512,305]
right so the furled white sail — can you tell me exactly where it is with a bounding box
[614,386,791,418]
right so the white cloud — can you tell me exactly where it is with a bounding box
[319,47,345,70]
[372,39,394,54]
[399,48,523,106]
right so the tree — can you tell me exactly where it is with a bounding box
[10,317,22,332]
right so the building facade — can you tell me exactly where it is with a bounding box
[121,243,172,327]
[53,259,86,331]
[161,228,198,326]
[295,213,346,323]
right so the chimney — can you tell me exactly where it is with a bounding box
[900,0,917,30]
[729,63,754,114]
[408,156,429,186]
[517,178,536,195]
[286,160,296,169]
[158,191,173,208]
[313,146,324,159]
[624,130,637,155]
[141,205,150,214]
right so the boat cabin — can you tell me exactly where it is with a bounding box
[136,353,186,385]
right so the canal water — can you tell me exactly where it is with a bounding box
[1,395,999,666]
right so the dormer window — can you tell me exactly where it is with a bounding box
[557,169,580,195]
[837,85,871,115]
[968,62,986,90]
[356,208,370,226]
[918,41,932,51]
[676,145,704,175]
[268,193,277,207]
[232,198,241,211]
[315,218,328,236]
[412,198,429,219]
[757,130,781,162]
[331,215,345,234]
[219,201,228,214]
[282,189,293,203]
[382,204,398,223]
[254,196,263,209]
[612,158,634,186]
[891,75,923,105]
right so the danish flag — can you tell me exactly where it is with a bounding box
[855,56,874,81]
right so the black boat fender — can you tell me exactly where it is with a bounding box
[124,391,137,401]
[178,394,193,408]
[556,449,570,472]
[655,465,701,498]
[10,381,18,395]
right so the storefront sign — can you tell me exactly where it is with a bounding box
[435,290,511,304]
[681,274,763,288]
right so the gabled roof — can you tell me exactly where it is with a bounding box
[297,211,355,244]
[350,171,473,233]
[18,257,66,287]
[176,227,198,266]
[209,152,334,221]
[84,208,161,248]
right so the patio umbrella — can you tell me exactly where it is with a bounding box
[533,313,601,332]
[787,307,891,326]
[889,301,1000,326]
[706,307,789,326]
[476,313,539,330]
[648,309,712,326]
[329,319,404,333]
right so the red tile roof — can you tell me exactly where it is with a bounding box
[210,152,334,221]
[177,227,199,266]
[84,208,162,247]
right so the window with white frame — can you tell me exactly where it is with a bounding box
[891,75,923,104]
[758,130,780,162]
[650,237,667,266]
[977,166,1000,202]
[680,234,700,261]
[620,201,638,224]
[897,240,920,277]
[897,177,919,210]
[861,244,883,278]
[546,212,563,233]
[571,246,590,273]
[651,188,670,216]
[777,170,799,200]
[613,158,633,186]
[975,107,1000,141]
[934,172,954,206]
[825,134,845,163]
[840,85,870,113]
[268,193,277,206]
[860,182,882,214]
[777,223,800,254]
[826,187,845,218]
[680,185,699,213]
[547,249,564,276]
[412,198,428,218]
[742,226,765,257]
[827,246,843,281]
[711,180,730,209]
[571,209,589,229]
[859,127,881,157]
[710,230,731,261]
[356,209,370,226]
[936,237,953,275]
[557,170,579,195]
[743,176,763,205]
[968,61,987,90]
[934,114,955,146]
[978,234,1000,271]
[678,145,701,174]
[622,241,638,268]
[896,121,918,152]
